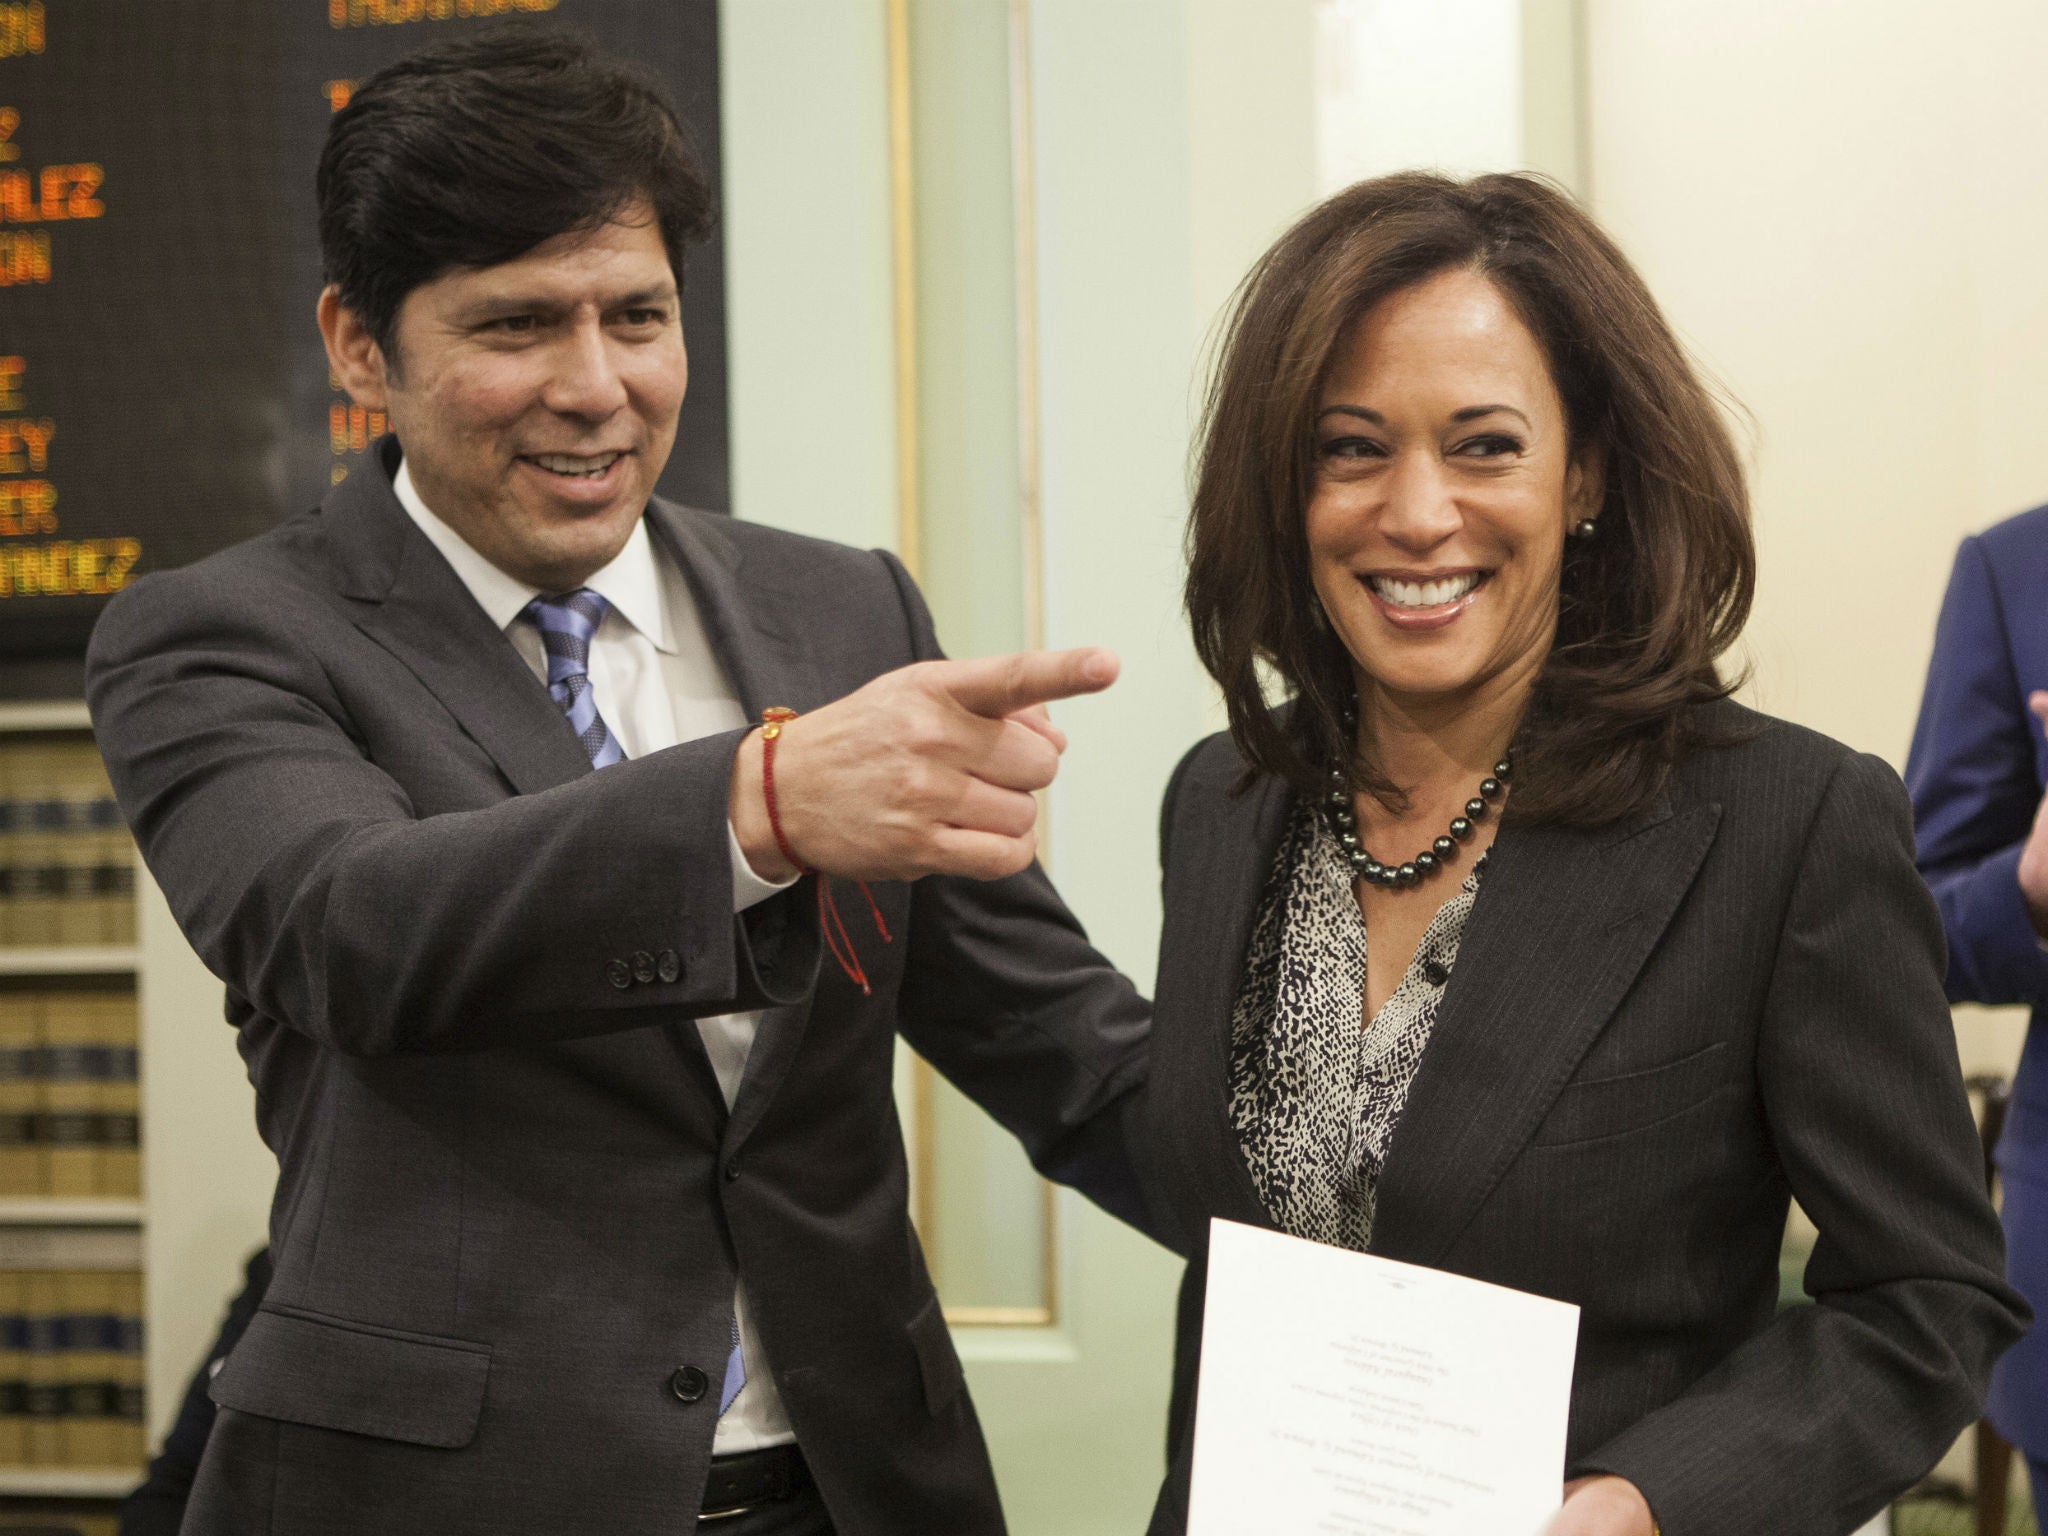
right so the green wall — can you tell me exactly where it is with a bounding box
[719,3,1317,1528]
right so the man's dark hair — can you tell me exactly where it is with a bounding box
[317,24,715,355]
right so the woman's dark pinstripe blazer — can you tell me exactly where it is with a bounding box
[1135,698,2027,1536]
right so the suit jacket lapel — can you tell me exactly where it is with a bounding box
[324,444,592,796]
[1368,797,1722,1268]
[646,498,819,721]
[1152,763,1293,1242]
[644,499,826,1147]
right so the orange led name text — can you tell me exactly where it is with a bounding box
[0,165,105,225]
[330,404,387,454]
[0,539,142,598]
[0,229,47,284]
[0,5,43,58]
[0,418,52,474]
[0,477,54,537]
[331,0,558,27]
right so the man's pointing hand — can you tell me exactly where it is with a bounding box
[728,647,1120,884]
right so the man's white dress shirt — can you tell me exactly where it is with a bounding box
[395,460,797,1454]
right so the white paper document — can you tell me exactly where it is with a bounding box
[1189,1219,1581,1536]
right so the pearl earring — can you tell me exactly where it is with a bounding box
[1570,519,1599,540]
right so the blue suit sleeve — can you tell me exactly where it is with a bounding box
[1904,534,2048,1006]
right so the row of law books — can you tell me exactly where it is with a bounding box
[0,1269,145,1471]
[0,741,134,950]
[0,1512,117,1536]
[0,994,138,1201]
[0,1229,145,1473]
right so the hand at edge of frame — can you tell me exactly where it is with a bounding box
[1543,1475,1657,1536]
[2018,690,2048,937]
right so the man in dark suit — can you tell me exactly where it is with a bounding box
[1907,507,2048,1516]
[85,29,1151,1536]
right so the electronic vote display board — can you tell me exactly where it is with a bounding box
[0,0,727,691]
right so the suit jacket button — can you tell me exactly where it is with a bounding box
[606,959,632,990]
[657,948,680,983]
[632,950,657,984]
[670,1365,709,1403]
[724,1159,742,1183]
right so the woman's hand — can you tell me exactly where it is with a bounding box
[1544,1475,1656,1536]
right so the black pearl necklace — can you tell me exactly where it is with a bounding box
[1324,752,1511,889]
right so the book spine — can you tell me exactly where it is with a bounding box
[89,787,135,948]
[94,995,139,1200]
[113,1268,143,1467]
[61,1268,121,1467]
[0,1270,25,1466]
[21,1268,62,1465]
[38,996,102,1199]
[54,743,105,947]
[0,993,41,1197]
[10,745,64,949]
[0,743,17,949]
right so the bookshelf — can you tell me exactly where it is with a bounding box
[0,1469,140,1498]
[0,708,90,736]
[0,1204,141,1229]
[0,955,137,980]
[0,703,274,1520]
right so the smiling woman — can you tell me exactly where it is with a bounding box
[1137,173,2026,1536]
[1305,269,1590,745]
[1187,172,1751,828]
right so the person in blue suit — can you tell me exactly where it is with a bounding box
[1907,505,2048,1507]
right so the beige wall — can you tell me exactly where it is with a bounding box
[1586,0,2048,758]
[1585,0,2048,1076]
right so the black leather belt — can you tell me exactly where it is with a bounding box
[699,1443,811,1521]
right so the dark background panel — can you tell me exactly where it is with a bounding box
[0,0,287,669]
[0,0,727,697]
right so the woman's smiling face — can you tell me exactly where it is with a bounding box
[1306,265,1599,720]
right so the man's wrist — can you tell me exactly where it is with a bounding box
[728,820,797,911]
[728,728,799,885]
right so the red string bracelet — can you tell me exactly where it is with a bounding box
[759,707,891,995]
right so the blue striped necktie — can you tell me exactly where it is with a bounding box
[522,588,748,1411]
[519,590,626,769]
[721,1318,746,1413]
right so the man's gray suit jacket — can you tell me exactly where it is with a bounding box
[84,441,1153,1536]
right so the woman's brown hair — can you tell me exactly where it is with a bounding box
[1186,171,1754,825]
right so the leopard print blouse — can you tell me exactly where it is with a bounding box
[1227,799,1485,1252]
